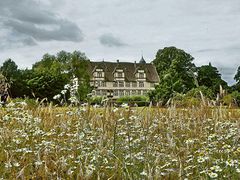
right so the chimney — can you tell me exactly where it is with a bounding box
[117,59,119,63]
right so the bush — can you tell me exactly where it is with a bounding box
[186,86,214,99]
[11,98,40,108]
[116,96,149,106]
[171,93,201,107]
[90,96,104,105]
[222,94,233,106]
[231,91,240,106]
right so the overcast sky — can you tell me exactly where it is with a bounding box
[0,0,240,84]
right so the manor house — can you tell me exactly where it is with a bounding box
[88,57,160,98]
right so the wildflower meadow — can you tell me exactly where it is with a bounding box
[0,100,240,179]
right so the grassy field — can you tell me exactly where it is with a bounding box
[0,101,240,179]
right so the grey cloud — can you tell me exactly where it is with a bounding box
[196,48,218,53]
[0,37,37,50]
[22,37,37,46]
[4,19,83,42]
[0,0,83,46]
[219,67,237,85]
[99,34,127,47]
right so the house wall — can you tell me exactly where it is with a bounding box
[91,80,158,98]
[89,63,159,98]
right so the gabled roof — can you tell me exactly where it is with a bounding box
[88,61,160,83]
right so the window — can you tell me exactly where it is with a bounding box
[118,72,123,78]
[97,72,102,78]
[139,82,144,87]
[119,90,124,96]
[132,82,137,87]
[125,90,130,96]
[125,82,130,87]
[113,82,118,87]
[102,90,107,96]
[138,90,142,95]
[96,90,101,96]
[132,90,136,95]
[98,81,106,87]
[114,90,118,96]
[94,81,98,87]
[139,73,144,78]
[119,81,124,87]
[102,81,106,87]
[143,90,148,95]
[150,83,155,88]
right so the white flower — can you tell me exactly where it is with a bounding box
[93,104,100,108]
[208,172,218,178]
[61,90,67,95]
[210,165,222,172]
[197,157,205,163]
[140,170,147,176]
[3,115,11,121]
[5,162,12,168]
[53,94,61,100]
[13,162,20,167]
[121,103,129,108]
[226,159,235,167]
[35,160,43,166]
[113,107,118,112]
[64,84,71,90]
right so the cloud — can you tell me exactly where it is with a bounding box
[99,33,127,47]
[0,0,83,47]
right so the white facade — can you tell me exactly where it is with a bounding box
[90,68,158,98]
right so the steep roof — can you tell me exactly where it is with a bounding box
[88,61,160,83]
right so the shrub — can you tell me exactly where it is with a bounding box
[231,91,240,106]
[90,96,104,105]
[116,96,149,106]
[186,86,214,99]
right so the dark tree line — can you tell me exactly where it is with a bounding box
[151,47,240,105]
[0,51,91,101]
[1,47,240,105]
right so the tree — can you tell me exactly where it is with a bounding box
[152,47,196,103]
[197,63,228,94]
[32,50,91,101]
[234,66,240,83]
[0,59,21,97]
[68,51,91,101]
[0,59,18,81]
[27,72,68,100]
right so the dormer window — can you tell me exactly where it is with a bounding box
[114,69,124,78]
[139,73,144,79]
[118,72,123,78]
[136,70,145,79]
[94,68,104,78]
[97,72,102,78]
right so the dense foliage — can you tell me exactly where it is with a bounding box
[0,51,91,101]
[152,47,196,104]
[1,47,240,106]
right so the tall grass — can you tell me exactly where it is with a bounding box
[0,100,240,179]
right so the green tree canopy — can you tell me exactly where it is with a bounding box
[197,63,228,94]
[234,66,240,83]
[0,59,19,81]
[31,50,91,101]
[152,47,196,103]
